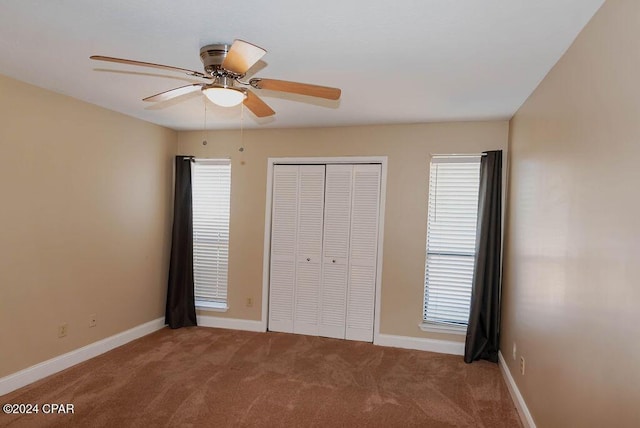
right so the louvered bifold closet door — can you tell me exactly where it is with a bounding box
[345,164,381,342]
[318,165,353,339]
[269,165,300,333]
[293,165,326,336]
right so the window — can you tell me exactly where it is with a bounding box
[192,159,231,310]
[422,155,481,333]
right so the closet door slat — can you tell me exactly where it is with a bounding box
[346,164,381,342]
[293,165,326,336]
[268,165,300,333]
[319,165,353,339]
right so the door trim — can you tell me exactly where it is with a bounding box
[261,156,388,342]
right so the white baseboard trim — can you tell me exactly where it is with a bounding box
[498,351,536,428]
[0,317,165,397]
[197,315,265,332]
[374,333,465,355]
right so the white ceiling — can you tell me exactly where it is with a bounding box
[0,0,604,131]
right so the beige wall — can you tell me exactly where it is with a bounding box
[0,75,177,377]
[178,121,508,341]
[503,0,640,426]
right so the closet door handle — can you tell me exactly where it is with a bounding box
[306,257,311,262]
[332,259,336,263]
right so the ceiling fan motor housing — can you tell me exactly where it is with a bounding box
[200,44,231,77]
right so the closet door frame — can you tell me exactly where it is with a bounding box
[261,156,388,343]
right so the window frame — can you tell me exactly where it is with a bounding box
[420,155,481,335]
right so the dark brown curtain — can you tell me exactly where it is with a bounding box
[464,150,502,363]
[165,156,197,329]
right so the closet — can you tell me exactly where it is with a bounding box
[268,163,381,342]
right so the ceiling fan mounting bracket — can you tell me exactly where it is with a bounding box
[248,78,263,89]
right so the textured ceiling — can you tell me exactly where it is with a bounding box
[0,0,605,130]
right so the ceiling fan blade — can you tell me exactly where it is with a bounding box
[222,40,267,75]
[243,90,275,117]
[90,55,209,79]
[251,78,341,100]
[143,84,203,102]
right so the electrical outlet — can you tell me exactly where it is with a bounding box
[512,342,517,360]
[520,356,526,375]
[58,323,68,338]
[89,314,97,328]
[246,297,253,308]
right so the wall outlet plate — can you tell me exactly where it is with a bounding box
[520,356,526,375]
[512,342,517,360]
[89,314,97,328]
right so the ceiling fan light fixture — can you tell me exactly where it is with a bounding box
[202,87,246,107]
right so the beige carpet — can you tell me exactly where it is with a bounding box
[1,327,521,427]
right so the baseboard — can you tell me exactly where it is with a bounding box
[197,315,265,332]
[0,317,165,397]
[374,333,465,355]
[498,351,536,428]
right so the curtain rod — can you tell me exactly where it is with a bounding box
[185,154,488,160]
[430,153,487,157]
[182,156,231,161]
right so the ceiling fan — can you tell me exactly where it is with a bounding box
[90,39,341,118]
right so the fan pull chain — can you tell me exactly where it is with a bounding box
[202,98,208,146]
[239,102,245,165]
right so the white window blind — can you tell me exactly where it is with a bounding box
[192,159,231,309]
[423,156,481,328]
